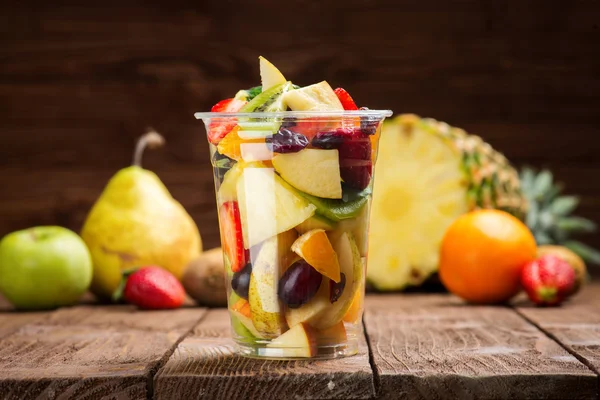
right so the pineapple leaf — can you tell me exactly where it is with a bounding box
[550,195,579,216]
[545,182,564,202]
[520,167,535,188]
[533,170,553,199]
[556,217,597,233]
[538,211,555,230]
[534,231,553,245]
[564,240,600,265]
[525,201,539,230]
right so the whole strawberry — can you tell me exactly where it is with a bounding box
[115,266,185,309]
[521,255,575,306]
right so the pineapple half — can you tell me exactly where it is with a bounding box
[367,114,527,291]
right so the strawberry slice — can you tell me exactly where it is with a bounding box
[208,98,247,144]
[219,201,245,273]
[334,88,358,111]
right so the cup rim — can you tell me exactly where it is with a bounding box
[194,109,393,120]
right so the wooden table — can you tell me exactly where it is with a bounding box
[1,285,598,400]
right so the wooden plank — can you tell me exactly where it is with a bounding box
[0,305,206,400]
[154,309,375,399]
[516,283,600,377]
[364,294,598,399]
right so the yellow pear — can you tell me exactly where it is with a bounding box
[81,130,202,299]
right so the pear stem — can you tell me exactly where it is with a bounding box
[133,128,165,167]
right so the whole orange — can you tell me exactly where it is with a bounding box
[439,209,537,304]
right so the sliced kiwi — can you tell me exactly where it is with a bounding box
[240,81,292,113]
[238,82,293,135]
[298,188,371,222]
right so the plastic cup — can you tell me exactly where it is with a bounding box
[195,110,392,359]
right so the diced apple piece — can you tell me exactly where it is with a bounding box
[273,149,342,199]
[237,167,316,248]
[292,229,341,282]
[248,235,288,338]
[230,298,264,339]
[285,276,330,328]
[316,321,347,346]
[283,81,344,111]
[312,232,363,330]
[259,56,287,91]
[267,323,317,358]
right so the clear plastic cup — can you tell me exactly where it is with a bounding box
[195,110,392,359]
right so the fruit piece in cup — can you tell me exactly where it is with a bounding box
[230,298,264,339]
[278,259,323,309]
[259,56,287,91]
[312,128,373,191]
[208,98,247,144]
[219,201,246,273]
[272,149,343,199]
[295,214,337,235]
[248,234,291,338]
[217,127,269,161]
[311,232,362,330]
[296,187,370,223]
[285,232,362,330]
[316,321,347,346]
[266,323,317,358]
[236,166,316,248]
[291,229,341,282]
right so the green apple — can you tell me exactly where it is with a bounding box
[0,226,93,310]
[273,149,342,199]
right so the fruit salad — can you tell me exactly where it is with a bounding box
[196,57,391,359]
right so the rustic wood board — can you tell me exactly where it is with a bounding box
[516,283,600,377]
[154,309,375,399]
[0,305,206,400]
[364,293,598,399]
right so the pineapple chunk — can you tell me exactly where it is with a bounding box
[367,119,468,290]
[283,81,344,111]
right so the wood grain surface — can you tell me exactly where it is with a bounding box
[0,305,206,400]
[516,283,600,377]
[1,0,600,252]
[364,293,598,399]
[2,289,600,399]
[154,309,375,399]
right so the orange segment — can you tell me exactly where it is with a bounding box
[343,286,363,323]
[291,229,341,282]
[217,126,267,161]
[231,298,252,318]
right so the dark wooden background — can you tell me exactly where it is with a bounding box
[1,1,599,252]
